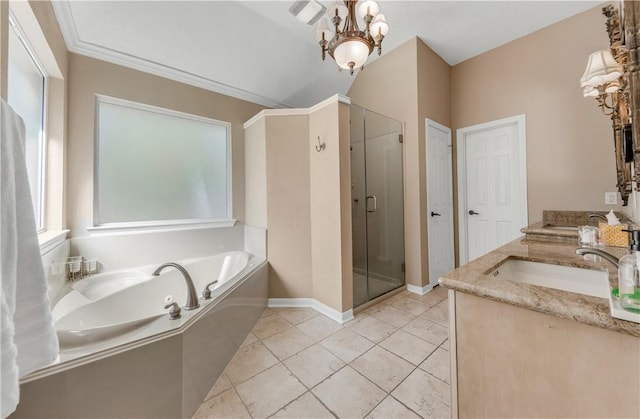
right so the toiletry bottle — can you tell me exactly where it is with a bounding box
[618,230,640,313]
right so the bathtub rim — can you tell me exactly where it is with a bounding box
[22,255,267,384]
[52,251,251,337]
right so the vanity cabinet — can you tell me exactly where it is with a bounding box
[440,236,640,418]
[450,292,639,418]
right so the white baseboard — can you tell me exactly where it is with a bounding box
[407,283,436,296]
[268,298,354,324]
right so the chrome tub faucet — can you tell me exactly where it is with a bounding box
[152,262,200,310]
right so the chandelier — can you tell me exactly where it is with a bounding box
[314,0,389,75]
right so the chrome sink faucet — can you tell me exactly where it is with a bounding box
[588,213,607,222]
[152,263,200,310]
[575,248,620,267]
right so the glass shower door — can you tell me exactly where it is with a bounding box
[351,106,369,307]
[351,105,405,307]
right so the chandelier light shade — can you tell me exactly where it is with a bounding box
[357,0,379,18]
[315,0,389,75]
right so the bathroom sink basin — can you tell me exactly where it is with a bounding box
[487,259,609,298]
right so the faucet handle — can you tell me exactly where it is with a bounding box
[164,302,182,319]
[202,280,219,300]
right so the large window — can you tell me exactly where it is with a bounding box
[94,96,232,229]
[7,13,46,231]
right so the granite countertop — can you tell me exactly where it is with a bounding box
[520,221,579,240]
[439,237,640,337]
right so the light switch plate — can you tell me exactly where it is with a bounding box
[605,192,618,205]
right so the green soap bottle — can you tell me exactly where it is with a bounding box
[618,230,640,313]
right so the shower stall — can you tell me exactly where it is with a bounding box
[350,104,405,308]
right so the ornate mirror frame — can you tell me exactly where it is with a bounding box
[625,1,640,185]
[603,4,633,205]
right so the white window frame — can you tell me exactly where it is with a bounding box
[8,10,48,233]
[90,95,235,234]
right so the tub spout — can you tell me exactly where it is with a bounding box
[152,263,200,310]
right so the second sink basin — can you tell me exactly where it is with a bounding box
[488,259,609,298]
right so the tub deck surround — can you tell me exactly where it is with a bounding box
[12,257,268,419]
[23,252,266,381]
[439,237,640,337]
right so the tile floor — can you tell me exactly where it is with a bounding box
[193,286,451,419]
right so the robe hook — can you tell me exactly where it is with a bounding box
[315,136,326,152]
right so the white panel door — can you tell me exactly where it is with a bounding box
[426,120,455,289]
[462,117,527,262]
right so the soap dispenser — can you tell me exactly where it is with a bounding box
[617,230,640,313]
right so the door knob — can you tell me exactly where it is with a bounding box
[468,210,480,215]
[430,211,441,217]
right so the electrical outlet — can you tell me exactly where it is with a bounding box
[605,192,618,205]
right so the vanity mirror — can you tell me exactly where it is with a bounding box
[581,2,638,206]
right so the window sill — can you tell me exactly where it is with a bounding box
[38,230,70,255]
[86,219,237,236]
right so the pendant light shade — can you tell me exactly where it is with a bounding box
[333,38,371,71]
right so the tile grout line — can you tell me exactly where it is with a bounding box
[199,296,450,418]
[256,314,343,418]
[218,311,301,419]
[345,302,450,417]
[355,345,427,419]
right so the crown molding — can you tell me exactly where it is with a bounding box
[243,94,351,129]
[242,108,309,129]
[308,93,351,112]
[51,1,292,109]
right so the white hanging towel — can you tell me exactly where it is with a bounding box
[1,99,59,418]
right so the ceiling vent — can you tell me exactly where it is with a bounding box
[289,0,327,25]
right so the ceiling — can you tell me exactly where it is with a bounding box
[52,1,602,108]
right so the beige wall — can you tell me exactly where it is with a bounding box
[265,114,313,299]
[309,102,353,312]
[67,53,265,236]
[244,117,267,229]
[452,6,618,227]
[29,1,68,76]
[417,39,452,279]
[244,101,352,313]
[351,6,620,277]
[349,37,452,288]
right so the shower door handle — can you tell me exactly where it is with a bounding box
[366,195,377,213]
